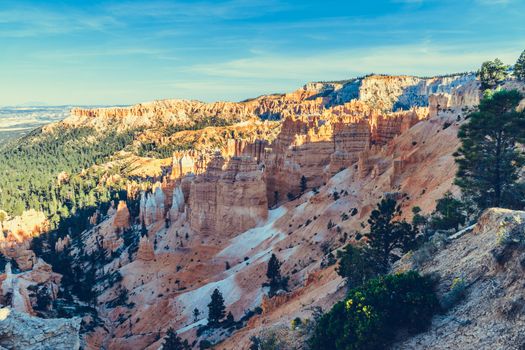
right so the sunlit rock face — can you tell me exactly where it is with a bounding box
[428,79,482,118]
[262,100,428,202]
[139,183,166,226]
[1,260,62,315]
[136,235,155,261]
[188,153,268,236]
[112,200,131,231]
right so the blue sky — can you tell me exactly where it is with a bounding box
[0,0,524,105]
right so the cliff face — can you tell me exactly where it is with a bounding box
[112,201,130,231]
[263,101,428,201]
[357,74,477,111]
[189,154,268,237]
[59,74,475,134]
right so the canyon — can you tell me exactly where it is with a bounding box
[1,72,524,350]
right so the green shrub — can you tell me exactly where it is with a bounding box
[430,192,466,231]
[441,277,467,311]
[309,271,439,350]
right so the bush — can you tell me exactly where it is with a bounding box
[441,277,467,311]
[309,271,439,350]
[430,192,466,231]
[410,233,448,268]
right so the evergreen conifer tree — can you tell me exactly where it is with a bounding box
[207,288,225,326]
[514,50,525,81]
[479,58,509,89]
[367,198,418,271]
[300,175,307,193]
[455,90,525,210]
[162,327,190,350]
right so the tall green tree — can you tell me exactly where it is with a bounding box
[300,175,307,193]
[265,253,288,297]
[479,58,509,89]
[514,49,525,81]
[162,327,190,350]
[207,288,226,326]
[455,90,525,210]
[336,245,378,288]
[367,198,418,271]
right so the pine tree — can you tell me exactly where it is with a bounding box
[266,253,288,297]
[336,245,378,288]
[162,327,190,350]
[455,90,525,210]
[479,58,509,89]
[193,308,200,322]
[367,198,418,271]
[514,50,525,81]
[207,288,225,326]
[300,175,307,193]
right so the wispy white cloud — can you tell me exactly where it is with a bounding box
[0,7,120,37]
[187,42,524,82]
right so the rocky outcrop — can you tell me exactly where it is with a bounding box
[188,153,268,236]
[0,308,81,350]
[136,235,155,261]
[357,74,477,111]
[112,201,131,231]
[169,185,185,221]
[0,210,49,248]
[139,184,166,226]
[393,208,525,349]
[428,79,481,118]
[55,235,70,253]
[1,260,62,315]
[263,102,428,200]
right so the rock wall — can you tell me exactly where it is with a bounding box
[139,183,166,226]
[262,101,428,200]
[1,260,62,315]
[112,201,130,231]
[357,74,477,111]
[428,79,481,118]
[136,235,155,261]
[188,154,268,236]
